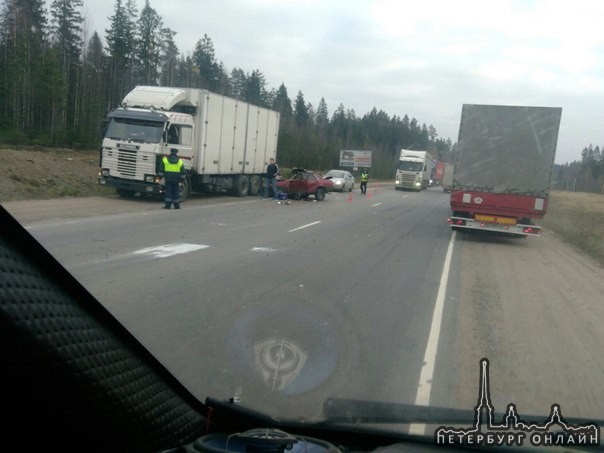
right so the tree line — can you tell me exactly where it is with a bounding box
[554,145,604,194]
[2,0,464,178]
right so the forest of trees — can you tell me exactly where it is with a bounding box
[2,0,601,189]
[0,0,454,178]
[554,145,604,194]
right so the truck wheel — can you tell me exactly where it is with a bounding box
[179,177,190,201]
[315,187,326,201]
[248,175,261,196]
[235,175,249,197]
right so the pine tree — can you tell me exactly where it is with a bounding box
[78,31,106,146]
[229,67,246,100]
[49,0,84,139]
[135,0,163,85]
[159,27,178,86]
[272,83,292,119]
[0,0,49,140]
[293,91,309,126]
[192,34,222,92]
[244,69,267,107]
[105,0,137,106]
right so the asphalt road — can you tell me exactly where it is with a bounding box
[5,185,604,429]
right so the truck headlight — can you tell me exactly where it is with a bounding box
[100,168,110,177]
[145,175,156,183]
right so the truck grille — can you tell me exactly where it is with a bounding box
[117,149,137,177]
[400,174,417,185]
[102,148,156,180]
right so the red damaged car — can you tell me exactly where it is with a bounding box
[276,168,333,201]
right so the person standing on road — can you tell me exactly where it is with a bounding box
[360,168,369,195]
[159,148,186,209]
[264,157,279,199]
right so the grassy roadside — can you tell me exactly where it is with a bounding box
[541,191,604,266]
[0,147,113,202]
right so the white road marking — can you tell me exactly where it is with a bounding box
[251,247,278,253]
[409,230,456,436]
[372,202,382,207]
[25,220,79,229]
[288,221,321,233]
[132,243,209,258]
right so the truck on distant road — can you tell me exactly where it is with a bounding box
[442,163,454,192]
[98,86,280,200]
[395,149,433,191]
[448,104,562,236]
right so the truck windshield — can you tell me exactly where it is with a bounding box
[105,118,164,144]
[398,161,424,172]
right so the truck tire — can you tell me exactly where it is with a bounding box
[234,175,249,197]
[315,187,326,201]
[248,175,261,196]
[179,176,191,201]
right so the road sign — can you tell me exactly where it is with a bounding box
[340,150,372,168]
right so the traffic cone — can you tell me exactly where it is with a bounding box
[367,187,373,199]
[347,191,353,202]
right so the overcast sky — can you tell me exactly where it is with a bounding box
[76,0,604,164]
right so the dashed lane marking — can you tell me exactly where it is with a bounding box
[288,221,321,233]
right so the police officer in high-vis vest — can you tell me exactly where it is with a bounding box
[360,168,369,195]
[159,148,186,209]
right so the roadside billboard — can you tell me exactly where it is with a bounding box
[339,150,372,168]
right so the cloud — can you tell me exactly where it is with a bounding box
[74,0,604,163]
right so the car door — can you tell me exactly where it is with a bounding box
[305,173,320,193]
[289,172,307,194]
[345,171,354,190]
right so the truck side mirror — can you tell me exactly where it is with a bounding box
[100,119,109,137]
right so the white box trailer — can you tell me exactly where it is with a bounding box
[98,86,280,199]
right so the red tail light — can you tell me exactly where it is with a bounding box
[448,218,466,226]
[523,226,541,234]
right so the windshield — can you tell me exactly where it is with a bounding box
[397,161,424,172]
[2,0,603,450]
[105,117,164,143]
